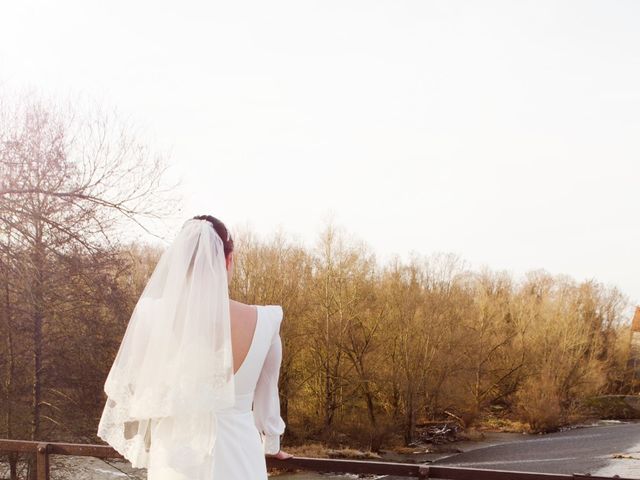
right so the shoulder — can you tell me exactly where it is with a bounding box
[241,302,282,324]
[264,305,284,325]
[259,304,284,325]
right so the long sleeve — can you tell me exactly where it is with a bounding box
[253,313,286,455]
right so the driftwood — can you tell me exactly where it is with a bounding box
[417,422,461,444]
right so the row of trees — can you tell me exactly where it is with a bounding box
[231,225,632,448]
[0,97,634,478]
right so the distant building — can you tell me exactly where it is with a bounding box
[628,307,640,380]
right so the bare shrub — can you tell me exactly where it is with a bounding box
[515,370,563,433]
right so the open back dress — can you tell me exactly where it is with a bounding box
[146,304,286,480]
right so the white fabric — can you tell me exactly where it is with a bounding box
[253,309,287,455]
[146,304,286,480]
[97,219,236,472]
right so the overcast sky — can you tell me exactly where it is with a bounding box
[1,1,638,310]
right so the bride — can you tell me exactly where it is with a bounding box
[97,215,293,479]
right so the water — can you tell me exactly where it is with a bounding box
[271,448,453,479]
[277,472,403,479]
[266,432,530,479]
[592,436,640,479]
[278,473,380,479]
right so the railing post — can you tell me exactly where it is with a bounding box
[10,452,18,480]
[418,464,430,479]
[36,443,50,480]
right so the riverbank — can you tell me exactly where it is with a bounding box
[283,418,637,466]
[283,430,527,465]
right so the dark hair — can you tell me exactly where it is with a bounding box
[192,215,234,259]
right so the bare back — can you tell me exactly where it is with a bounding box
[229,299,258,375]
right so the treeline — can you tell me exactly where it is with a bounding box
[230,225,633,448]
[0,96,635,466]
[2,219,633,452]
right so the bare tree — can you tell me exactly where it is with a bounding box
[0,93,178,479]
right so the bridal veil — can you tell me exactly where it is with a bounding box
[97,218,235,472]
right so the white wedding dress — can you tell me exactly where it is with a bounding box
[145,304,286,480]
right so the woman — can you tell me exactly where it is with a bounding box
[97,215,293,480]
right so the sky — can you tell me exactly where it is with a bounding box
[0,1,638,310]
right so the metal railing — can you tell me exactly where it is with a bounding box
[0,438,631,480]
